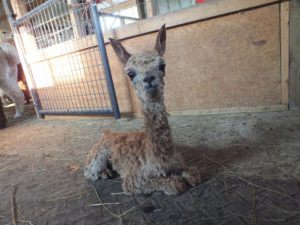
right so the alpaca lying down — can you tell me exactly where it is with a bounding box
[0,31,24,118]
[84,25,201,195]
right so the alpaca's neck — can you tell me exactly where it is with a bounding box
[142,101,174,156]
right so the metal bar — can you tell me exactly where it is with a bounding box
[12,0,60,26]
[91,3,121,119]
[22,21,49,115]
[100,12,139,21]
[39,109,113,115]
[30,88,43,116]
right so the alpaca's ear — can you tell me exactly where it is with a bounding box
[154,24,166,56]
[109,38,131,64]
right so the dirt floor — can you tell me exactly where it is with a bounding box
[0,103,300,225]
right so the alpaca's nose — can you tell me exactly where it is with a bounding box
[143,76,155,85]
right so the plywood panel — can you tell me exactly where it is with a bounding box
[280,1,289,105]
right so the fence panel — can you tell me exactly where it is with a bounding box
[4,0,120,118]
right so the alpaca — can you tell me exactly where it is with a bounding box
[84,25,201,195]
[2,64,32,105]
[0,30,25,118]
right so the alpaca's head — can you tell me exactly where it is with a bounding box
[110,25,167,103]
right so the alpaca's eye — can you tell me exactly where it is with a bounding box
[159,63,166,73]
[127,71,136,80]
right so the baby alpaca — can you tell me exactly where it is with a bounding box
[84,25,201,195]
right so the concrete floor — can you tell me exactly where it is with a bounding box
[0,104,299,225]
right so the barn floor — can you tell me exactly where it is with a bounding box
[0,103,300,225]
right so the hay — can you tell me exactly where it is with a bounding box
[10,186,35,225]
[11,186,17,225]
[252,187,257,225]
[67,162,81,174]
[17,209,34,225]
[79,179,86,202]
[127,210,135,225]
[111,192,126,195]
[47,188,93,202]
[91,185,121,219]
[20,169,47,175]
[262,201,300,214]
[89,203,120,207]
[202,154,300,206]
[90,185,151,219]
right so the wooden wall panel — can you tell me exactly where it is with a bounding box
[289,0,300,110]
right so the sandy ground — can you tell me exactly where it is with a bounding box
[0,104,299,225]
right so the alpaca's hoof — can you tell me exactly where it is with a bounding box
[101,169,113,179]
[164,177,189,195]
[84,163,101,181]
[182,167,201,187]
[84,166,114,181]
[84,168,100,181]
[174,177,190,193]
[13,112,22,118]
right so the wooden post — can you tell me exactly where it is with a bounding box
[10,0,28,18]
[67,0,79,38]
[145,0,155,17]
[136,0,147,18]
[289,0,300,110]
[280,1,289,106]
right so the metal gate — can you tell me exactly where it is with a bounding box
[3,0,120,118]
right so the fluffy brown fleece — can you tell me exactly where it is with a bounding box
[84,25,201,195]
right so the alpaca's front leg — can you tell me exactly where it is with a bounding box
[84,142,112,181]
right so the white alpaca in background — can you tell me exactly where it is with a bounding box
[0,30,24,118]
